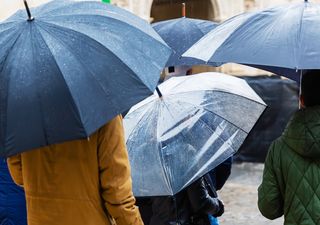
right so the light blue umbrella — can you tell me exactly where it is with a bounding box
[183,1,320,82]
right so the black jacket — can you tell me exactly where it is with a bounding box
[149,175,221,225]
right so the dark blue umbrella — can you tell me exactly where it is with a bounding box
[0,0,171,157]
[152,5,218,67]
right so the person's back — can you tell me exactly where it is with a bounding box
[7,115,143,225]
[258,70,320,225]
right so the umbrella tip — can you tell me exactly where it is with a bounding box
[182,3,186,18]
[23,0,34,21]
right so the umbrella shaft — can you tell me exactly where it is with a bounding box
[156,87,163,98]
[23,0,34,21]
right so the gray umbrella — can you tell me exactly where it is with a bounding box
[124,73,266,196]
[0,0,171,157]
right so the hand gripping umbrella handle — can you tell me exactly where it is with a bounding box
[23,0,34,21]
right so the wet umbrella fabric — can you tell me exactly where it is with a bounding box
[124,72,266,196]
[152,17,218,67]
[0,0,171,157]
[183,1,320,82]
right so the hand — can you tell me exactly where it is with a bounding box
[214,199,224,217]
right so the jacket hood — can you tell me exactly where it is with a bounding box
[282,106,320,159]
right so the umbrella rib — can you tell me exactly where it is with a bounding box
[164,91,264,134]
[160,103,239,193]
[125,102,156,144]
[158,101,176,194]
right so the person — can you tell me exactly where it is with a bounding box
[0,158,27,225]
[149,173,224,225]
[136,158,231,225]
[258,70,320,224]
[7,115,143,225]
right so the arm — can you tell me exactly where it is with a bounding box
[98,115,143,225]
[7,154,23,186]
[258,141,284,220]
[187,177,221,216]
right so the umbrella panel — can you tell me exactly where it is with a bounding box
[126,89,265,196]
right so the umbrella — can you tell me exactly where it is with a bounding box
[124,72,266,196]
[183,1,320,82]
[0,0,171,157]
[152,3,218,67]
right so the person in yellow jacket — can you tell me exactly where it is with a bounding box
[7,115,143,225]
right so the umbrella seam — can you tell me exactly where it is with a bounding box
[125,102,156,144]
[32,23,89,136]
[297,2,307,69]
[164,89,266,107]
[164,92,264,134]
[31,24,51,146]
[209,13,256,63]
[158,100,175,195]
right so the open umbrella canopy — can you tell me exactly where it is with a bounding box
[0,0,171,157]
[183,1,320,82]
[152,17,218,67]
[124,72,266,196]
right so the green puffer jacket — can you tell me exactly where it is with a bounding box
[258,106,320,225]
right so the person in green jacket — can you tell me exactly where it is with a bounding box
[258,70,320,225]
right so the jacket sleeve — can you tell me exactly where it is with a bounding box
[258,141,284,220]
[7,154,24,186]
[187,177,220,215]
[98,115,143,225]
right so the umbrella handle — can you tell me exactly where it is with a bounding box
[23,0,34,21]
[182,3,186,17]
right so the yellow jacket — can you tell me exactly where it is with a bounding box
[7,115,143,225]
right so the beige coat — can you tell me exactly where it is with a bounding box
[7,115,143,225]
